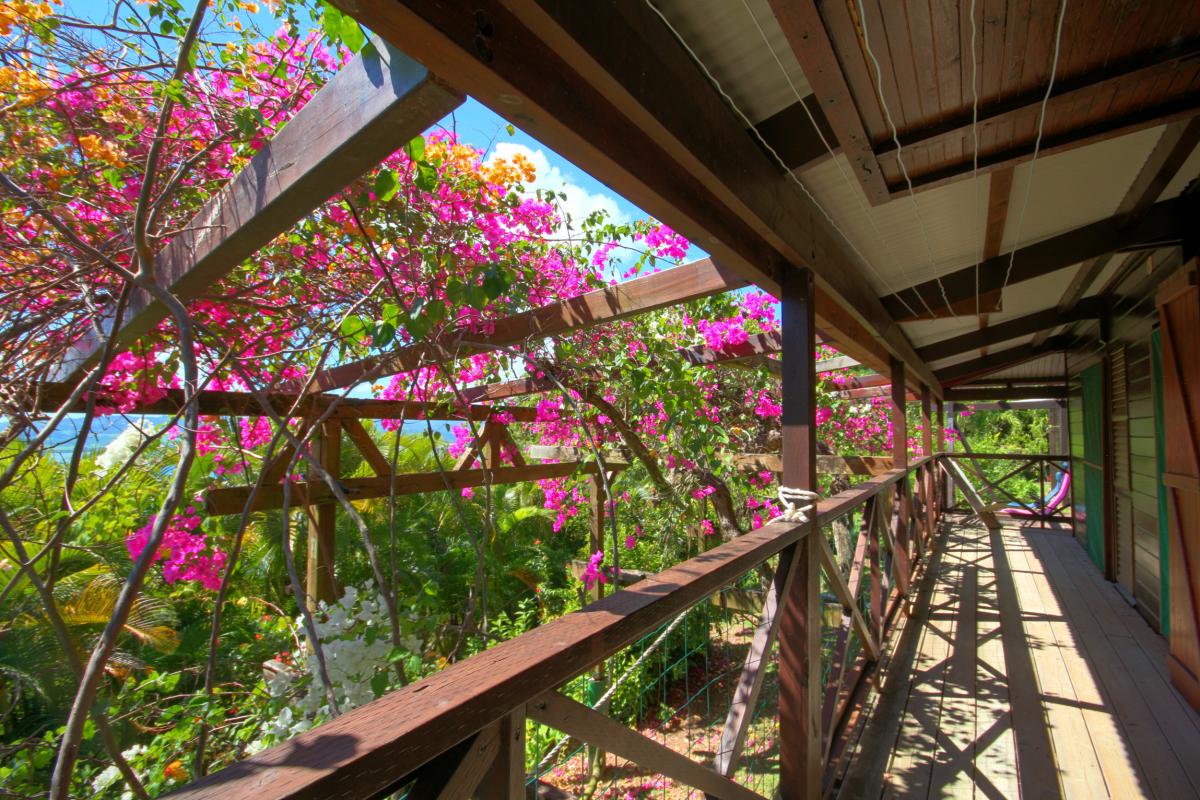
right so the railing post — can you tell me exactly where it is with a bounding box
[480,708,526,799]
[306,419,340,605]
[779,266,821,798]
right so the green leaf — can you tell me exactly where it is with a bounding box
[481,266,509,300]
[374,168,399,202]
[341,316,367,340]
[415,163,438,193]
[340,17,366,53]
[321,2,345,42]
[382,303,402,327]
[465,284,488,309]
[233,107,263,135]
[404,135,425,162]
[505,124,515,136]
[373,321,395,348]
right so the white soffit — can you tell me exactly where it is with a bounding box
[999,125,1165,252]
[801,154,989,297]
[651,0,812,124]
[983,354,1068,381]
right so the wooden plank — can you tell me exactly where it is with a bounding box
[753,95,839,172]
[968,523,1018,798]
[526,692,765,800]
[1041,532,1200,789]
[204,460,628,515]
[891,358,908,470]
[767,0,890,203]
[881,196,1195,321]
[56,41,462,383]
[309,258,747,391]
[1000,527,1110,798]
[334,0,941,394]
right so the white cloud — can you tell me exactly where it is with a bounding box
[486,143,625,237]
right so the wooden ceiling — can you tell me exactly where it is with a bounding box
[771,0,1200,201]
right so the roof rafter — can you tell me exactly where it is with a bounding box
[332,0,940,394]
[917,298,1103,364]
[881,195,1196,322]
[934,336,1074,386]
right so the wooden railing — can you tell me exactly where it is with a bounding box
[168,455,948,799]
[941,452,1072,526]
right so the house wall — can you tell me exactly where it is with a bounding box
[1067,250,1176,633]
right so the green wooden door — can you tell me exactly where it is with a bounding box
[1081,364,1106,569]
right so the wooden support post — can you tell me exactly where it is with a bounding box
[921,387,934,549]
[779,266,821,798]
[890,358,909,470]
[479,708,526,800]
[936,398,946,513]
[587,473,607,782]
[306,419,341,605]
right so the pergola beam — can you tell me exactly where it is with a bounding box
[54,41,462,384]
[309,257,747,391]
[28,384,536,421]
[881,195,1195,321]
[334,0,939,395]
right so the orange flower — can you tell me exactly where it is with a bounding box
[164,761,188,782]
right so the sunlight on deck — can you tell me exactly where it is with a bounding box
[838,517,1200,799]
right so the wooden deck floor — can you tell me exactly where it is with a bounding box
[838,517,1200,799]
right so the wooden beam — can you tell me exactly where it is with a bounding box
[204,460,627,515]
[943,386,1067,401]
[916,299,1102,363]
[754,95,839,173]
[933,336,1073,386]
[971,167,1016,331]
[527,692,765,800]
[433,722,499,800]
[341,418,393,476]
[779,266,820,796]
[881,195,1195,321]
[478,709,525,800]
[309,258,746,391]
[31,384,536,421]
[460,376,556,403]
[1034,117,1200,346]
[55,41,462,384]
[874,38,1200,187]
[334,0,940,395]
[768,0,889,204]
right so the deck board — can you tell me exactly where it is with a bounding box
[837,517,1200,799]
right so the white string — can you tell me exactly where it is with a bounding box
[969,0,983,318]
[735,0,929,320]
[1000,0,1070,296]
[777,486,821,523]
[642,0,925,320]
[854,0,956,318]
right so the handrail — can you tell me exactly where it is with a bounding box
[167,456,939,799]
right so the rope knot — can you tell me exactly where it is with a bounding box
[777,486,821,524]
